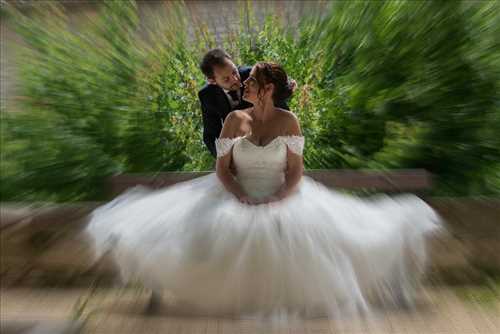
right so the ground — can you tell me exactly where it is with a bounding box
[1,286,499,333]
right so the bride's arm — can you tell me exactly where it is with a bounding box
[269,115,304,202]
[277,146,304,200]
[215,113,255,204]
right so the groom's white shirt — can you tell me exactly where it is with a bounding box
[223,88,241,109]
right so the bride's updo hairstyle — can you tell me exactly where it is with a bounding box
[254,62,293,105]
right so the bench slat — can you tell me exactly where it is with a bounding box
[108,169,432,197]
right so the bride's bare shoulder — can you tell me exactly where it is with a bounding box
[237,108,254,121]
[227,109,253,123]
[276,109,301,135]
[275,108,297,120]
[220,109,252,138]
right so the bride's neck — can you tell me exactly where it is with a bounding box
[252,100,275,122]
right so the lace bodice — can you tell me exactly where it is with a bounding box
[215,136,304,199]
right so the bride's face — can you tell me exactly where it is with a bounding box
[242,67,272,105]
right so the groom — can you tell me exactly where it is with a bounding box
[198,49,290,157]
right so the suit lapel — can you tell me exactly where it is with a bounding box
[215,87,232,120]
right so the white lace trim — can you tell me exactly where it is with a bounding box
[215,136,242,158]
[215,135,305,157]
[280,135,305,156]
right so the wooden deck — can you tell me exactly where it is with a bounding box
[1,287,498,333]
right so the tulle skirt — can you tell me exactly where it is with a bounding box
[85,173,440,318]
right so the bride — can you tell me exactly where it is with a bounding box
[86,62,440,319]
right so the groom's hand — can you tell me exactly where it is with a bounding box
[290,79,297,92]
[207,78,217,85]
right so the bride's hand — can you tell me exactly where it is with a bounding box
[237,194,258,205]
[258,195,281,205]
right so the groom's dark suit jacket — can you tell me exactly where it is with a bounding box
[198,66,289,157]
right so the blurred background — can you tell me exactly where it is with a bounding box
[1,0,498,203]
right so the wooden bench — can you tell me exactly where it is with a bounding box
[4,170,500,287]
[107,169,433,197]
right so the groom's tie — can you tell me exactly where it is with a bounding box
[228,90,240,104]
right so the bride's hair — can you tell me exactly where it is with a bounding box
[254,62,293,104]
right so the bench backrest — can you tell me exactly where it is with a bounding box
[108,169,432,197]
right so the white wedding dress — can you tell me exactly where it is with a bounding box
[86,135,440,318]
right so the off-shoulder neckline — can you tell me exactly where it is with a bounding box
[217,135,303,149]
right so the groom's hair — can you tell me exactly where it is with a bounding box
[200,49,232,79]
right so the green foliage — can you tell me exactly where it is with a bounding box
[1,0,499,201]
[2,0,143,201]
[313,0,500,195]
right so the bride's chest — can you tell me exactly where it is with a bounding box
[232,138,287,169]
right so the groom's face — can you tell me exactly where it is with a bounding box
[212,59,241,91]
